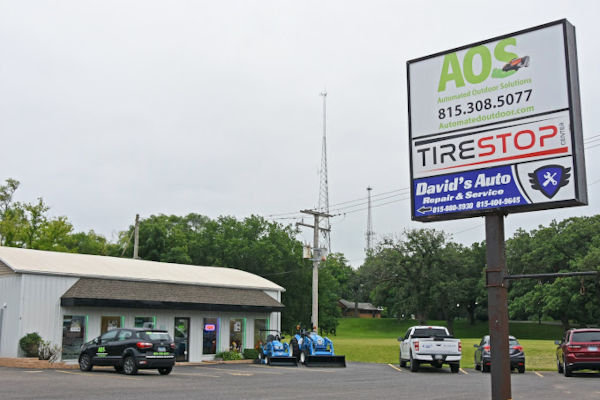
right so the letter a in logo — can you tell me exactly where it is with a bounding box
[528,165,571,199]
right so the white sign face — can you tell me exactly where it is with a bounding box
[408,20,586,221]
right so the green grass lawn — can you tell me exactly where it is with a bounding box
[330,318,561,371]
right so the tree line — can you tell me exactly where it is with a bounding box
[355,218,600,332]
[0,179,348,333]
[1,178,598,333]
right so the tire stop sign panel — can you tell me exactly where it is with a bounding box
[408,19,587,221]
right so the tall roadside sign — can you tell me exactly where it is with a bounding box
[407,20,585,400]
[408,19,586,221]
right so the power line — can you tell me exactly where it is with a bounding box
[328,187,409,208]
[330,191,410,213]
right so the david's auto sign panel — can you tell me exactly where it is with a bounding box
[413,158,575,218]
[407,20,586,221]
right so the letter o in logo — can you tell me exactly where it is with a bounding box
[463,46,492,85]
[514,130,536,150]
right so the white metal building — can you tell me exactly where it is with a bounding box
[0,246,284,362]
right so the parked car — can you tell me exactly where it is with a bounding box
[473,335,525,373]
[79,328,175,375]
[556,328,600,377]
[398,326,461,373]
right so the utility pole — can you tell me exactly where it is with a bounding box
[318,90,331,252]
[366,187,374,253]
[297,209,331,332]
[133,214,140,260]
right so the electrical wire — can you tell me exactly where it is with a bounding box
[266,132,600,221]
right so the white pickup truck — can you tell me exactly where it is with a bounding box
[398,326,461,373]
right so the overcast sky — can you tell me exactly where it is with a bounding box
[1,1,600,267]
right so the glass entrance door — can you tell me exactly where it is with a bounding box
[62,315,86,360]
[174,317,190,362]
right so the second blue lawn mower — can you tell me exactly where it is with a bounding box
[257,330,298,366]
[291,330,346,367]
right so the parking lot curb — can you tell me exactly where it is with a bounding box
[0,357,79,369]
[197,359,255,365]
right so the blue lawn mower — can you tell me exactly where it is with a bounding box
[291,330,346,367]
[257,330,298,366]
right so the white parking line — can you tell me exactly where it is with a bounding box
[534,371,544,378]
[55,370,143,381]
[174,372,221,378]
[24,370,44,373]
[460,368,468,375]
[199,366,282,375]
[387,363,403,372]
[249,364,336,373]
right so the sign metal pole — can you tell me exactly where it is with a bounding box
[485,214,512,400]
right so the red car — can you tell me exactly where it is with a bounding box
[556,328,600,376]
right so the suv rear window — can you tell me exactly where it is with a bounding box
[572,331,600,342]
[139,332,171,341]
[413,328,449,338]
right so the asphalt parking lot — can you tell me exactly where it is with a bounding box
[1,363,599,400]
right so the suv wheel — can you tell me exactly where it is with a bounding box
[557,357,564,373]
[450,363,459,373]
[79,354,93,371]
[123,356,138,375]
[158,367,172,375]
[563,358,572,377]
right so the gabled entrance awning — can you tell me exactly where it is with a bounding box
[61,278,284,312]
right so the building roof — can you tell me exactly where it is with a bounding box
[0,246,284,292]
[339,299,380,311]
[61,278,284,312]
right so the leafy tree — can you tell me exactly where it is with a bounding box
[460,242,487,324]
[124,213,320,332]
[507,216,600,330]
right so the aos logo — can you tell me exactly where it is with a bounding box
[438,38,529,92]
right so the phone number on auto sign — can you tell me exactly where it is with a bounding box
[429,197,522,214]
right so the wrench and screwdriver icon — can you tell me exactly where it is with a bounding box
[543,172,558,187]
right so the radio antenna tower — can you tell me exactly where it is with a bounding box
[366,187,374,253]
[318,90,331,252]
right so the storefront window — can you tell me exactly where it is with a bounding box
[101,316,121,334]
[62,315,86,359]
[254,319,268,349]
[134,316,155,328]
[229,319,244,352]
[203,318,218,355]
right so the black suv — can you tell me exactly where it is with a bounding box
[79,328,176,375]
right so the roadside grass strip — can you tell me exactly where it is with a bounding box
[333,323,559,370]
